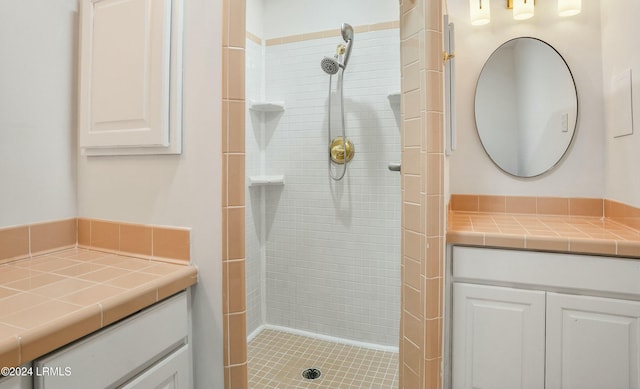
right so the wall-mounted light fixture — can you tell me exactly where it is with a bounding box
[470,0,581,25]
[469,0,491,26]
[557,0,582,16]
[511,0,535,20]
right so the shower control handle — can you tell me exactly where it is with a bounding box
[388,162,401,172]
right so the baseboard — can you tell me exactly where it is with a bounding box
[247,324,399,353]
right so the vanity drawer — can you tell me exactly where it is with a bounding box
[452,246,640,297]
[33,292,188,389]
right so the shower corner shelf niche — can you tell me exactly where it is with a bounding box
[249,101,285,113]
[248,175,285,187]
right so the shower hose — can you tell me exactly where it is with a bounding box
[328,70,348,181]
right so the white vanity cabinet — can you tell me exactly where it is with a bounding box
[452,283,545,389]
[33,292,191,389]
[0,371,32,389]
[546,292,640,389]
[119,344,190,389]
[450,246,640,389]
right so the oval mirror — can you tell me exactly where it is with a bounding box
[474,37,578,177]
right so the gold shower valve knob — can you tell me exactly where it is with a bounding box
[330,137,355,164]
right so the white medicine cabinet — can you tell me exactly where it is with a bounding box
[78,0,183,156]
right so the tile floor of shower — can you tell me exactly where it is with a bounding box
[248,329,399,389]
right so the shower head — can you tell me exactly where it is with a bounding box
[341,23,354,69]
[320,23,355,75]
[321,56,340,75]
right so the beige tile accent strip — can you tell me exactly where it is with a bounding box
[30,219,77,256]
[450,195,605,217]
[264,20,399,46]
[77,218,191,263]
[606,199,640,231]
[245,31,261,45]
[0,226,29,263]
[0,219,77,264]
[0,248,197,368]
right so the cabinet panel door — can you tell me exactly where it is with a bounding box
[546,292,640,389]
[120,345,190,389]
[452,283,545,389]
[80,0,171,148]
[78,0,184,155]
[0,371,32,389]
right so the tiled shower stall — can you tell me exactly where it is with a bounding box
[222,0,446,387]
[245,16,402,346]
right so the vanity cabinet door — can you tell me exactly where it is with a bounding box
[546,292,640,389]
[120,344,190,389]
[452,283,545,389]
[0,373,31,389]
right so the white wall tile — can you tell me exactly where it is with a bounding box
[257,28,402,346]
[246,38,264,336]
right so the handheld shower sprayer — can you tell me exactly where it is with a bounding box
[321,23,355,181]
[340,23,354,69]
[320,44,348,75]
[320,56,340,75]
[320,23,354,75]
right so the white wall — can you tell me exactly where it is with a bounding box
[262,0,398,39]
[448,0,605,197]
[246,0,264,38]
[76,0,224,387]
[0,0,78,227]
[601,1,640,208]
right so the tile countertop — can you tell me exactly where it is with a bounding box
[0,248,197,368]
[447,211,640,258]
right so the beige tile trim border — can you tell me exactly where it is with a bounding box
[606,199,640,231]
[450,194,640,231]
[0,218,192,265]
[0,219,76,264]
[450,194,606,217]
[77,218,191,264]
[246,31,261,45]
[262,20,399,46]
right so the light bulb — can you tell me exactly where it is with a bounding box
[470,0,490,26]
[513,0,534,20]
[558,0,581,17]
